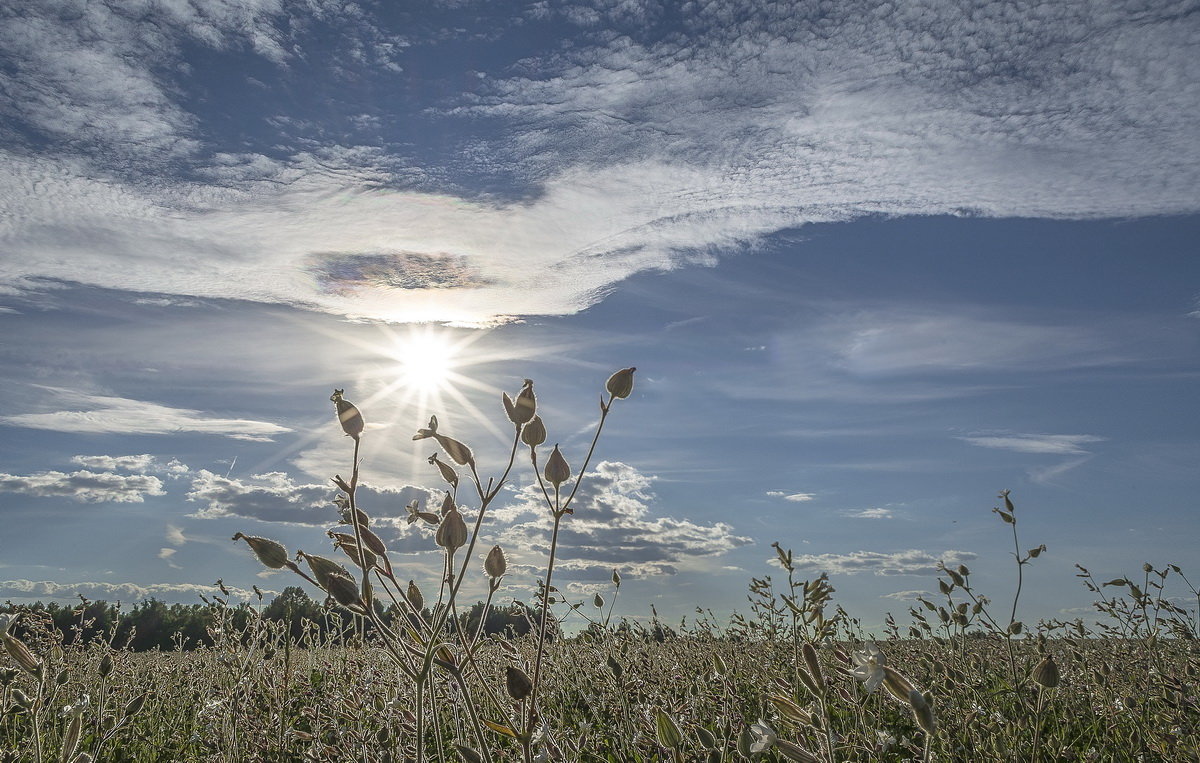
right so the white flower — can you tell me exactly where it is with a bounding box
[850,642,887,693]
[749,719,777,753]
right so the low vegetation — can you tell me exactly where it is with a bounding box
[3,371,1196,761]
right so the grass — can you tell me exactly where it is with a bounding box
[2,369,1197,761]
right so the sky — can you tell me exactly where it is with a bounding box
[1,0,1198,633]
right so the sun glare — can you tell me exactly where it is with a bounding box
[393,329,458,391]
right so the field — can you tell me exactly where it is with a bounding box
[3,373,1198,762]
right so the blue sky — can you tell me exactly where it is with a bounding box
[1,0,1197,631]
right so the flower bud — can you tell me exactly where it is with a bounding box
[593,593,604,608]
[612,569,621,587]
[299,551,350,591]
[330,389,364,441]
[485,545,507,578]
[505,665,532,700]
[233,533,289,569]
[544,445,570,488]
[436,508,467,552]
[98,652,113,679]
[605,367,636,399]
[428,453,458,488]
[503,379,537,426]
[521,416,546,447]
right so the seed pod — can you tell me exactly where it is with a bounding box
[124,691,149,718]
[946,568,965,587]
[802,643,823,686]
[1032,654,1060,689]
[505,665,532,701]
[407,580,424,611]
[910,690,936,734]
[62,711,83,761]
[2,634,40,677]
[544,445,571,488]
[358,526,387,556]
[881,666,917,704]
[503,379,537,426]
[428,453,458,488]
[1009,620,1023,635]
[593,593,604,608]
[436,508,467,552]
[99,652,113,679]
[653,709,683,749]
[324,572,362,608]
[437,434,474,466]
[330,389,364,441]
[612,569,621,587]
[1000,489,1014,513]
[440,492,456,516]
[775,740,821,763]
[605,367,636,399]
[299,552,349,591]
[484,545,507,578]
[233,533,289,569]
[521,416,547,447]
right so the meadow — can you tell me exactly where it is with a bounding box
[2,370,1197,762]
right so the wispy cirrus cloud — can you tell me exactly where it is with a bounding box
[0,469,164,503]
[0,388,290,441]
[959,433,1106,456]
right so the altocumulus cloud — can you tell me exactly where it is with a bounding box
[0,579,270,604]
[186,470,439,525]
[789,549,977,577]
[0,469,164,503]
[493,461,752,579]
[0,1,1196,325]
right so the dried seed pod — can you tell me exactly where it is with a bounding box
[605,367,636,399]
[436,508,467,553]
[324,572,362,608]
[505,665,533,701]
[1032,654,1060,689]
[300,552,350,590]
[802,643,823,686]
[330,389,364,441]
[428,453,458,488]
[407,580,424,611]
[503,379,537,425]
[484,545,507,578]
[544,445,571,488]
[1,634,40,676]
[521,416,547,447]
[232,533,289,569]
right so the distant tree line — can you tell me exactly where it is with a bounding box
[0,587,553,651]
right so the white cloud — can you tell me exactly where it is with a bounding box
[960,434,1105,456]
[0,469,164,503]
[0,2,1196,325]
[165,524,187,546]
[841,507,893,519]
[767,491,815,502]
[0,579,270,603]
[493,461,752,579]
[788,549,977,577]
[186,470,438,525]
[881,589,927,602]
[71,454,158,473]
[1,388,290,441]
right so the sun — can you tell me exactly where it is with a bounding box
[392,327,460,392]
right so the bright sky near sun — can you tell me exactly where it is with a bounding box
[0,0,1198,631]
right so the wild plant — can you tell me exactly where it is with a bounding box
[233,367,636,762]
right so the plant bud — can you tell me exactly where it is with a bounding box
[521,416,546,447]
[605,367,636,399]
[802,643,823,686]
[593,593,604,608]
[299,552,349,591]
[407,580,424,611]
[612,569,621,587]
[440,492,456,516]
[882,666,917,704]
[505,665,532,701]
[1032,654,1060,689]
[124,691,149,718]
[436,508,467,553]
[503,379,537,426]
[653,709,683,749]
[544,445,571,488]
[233,533,289,569]
[775,740,821,763]
[2,634,41,676]
[428,453,458,488]
[324,572,362,608]
[437,434,474,466]
[358,526,387,556]
[1008,620,1023,635]
[330,389,364,441]
[99,652,113,679]
[484,545,507,578]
